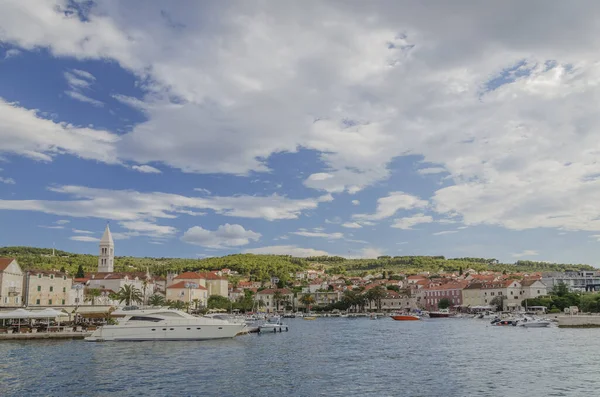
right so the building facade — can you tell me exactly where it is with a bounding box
[166,281,208,307]
[0,258,23,307]
[25,271,73,306]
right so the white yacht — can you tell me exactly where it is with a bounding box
[85,307,246,342]
[258,316,289,333]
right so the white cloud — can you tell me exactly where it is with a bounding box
[512,250,539,258]
[119,220,176,237]
[70,236,100,242]
[244,245,329,257]
[417,167,447,175]
[71,69,96,81]
[0,176,15,184]
[354,192,428,221]
[72,229,94,234]
[0,185,328,222]
[132,164,161,174]
[65,91,104,107]
[182,224,261,248]
[351,200,360,206]
[432,230,458,236]
[64,71,92,89]
[291,230,344,239]
[38,225,64,229]
[0,98,118,163]
[193,188,211,195]
[341,222,362,229]
[4,48,21,59]
[55,219,70,225]
[4,2,600,235]
[391,214,434,230]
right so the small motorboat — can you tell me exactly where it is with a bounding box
[428,309,450,318]
[491,317,518,326]
[518,317,551,328]
[391,314,420,321]
[303,316,317,321]
[259,317,289,333]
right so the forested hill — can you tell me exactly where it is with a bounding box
[0,246,595,282]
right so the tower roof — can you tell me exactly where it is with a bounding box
[100,224,114,245]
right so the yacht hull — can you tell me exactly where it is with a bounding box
[85,323,245,342]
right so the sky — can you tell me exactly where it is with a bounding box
[2,1,600,264]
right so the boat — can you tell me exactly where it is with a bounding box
[428,309,450,318]
[391,314,420,321]
[303,316,317,320]
[490,317,518,326]
[85,307,247,341]
[518,317,551,328]
[258,317,289,333]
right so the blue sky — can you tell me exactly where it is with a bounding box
[1,1,600,264]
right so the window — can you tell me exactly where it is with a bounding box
[36,299,40,305]
[63,287,66,292]
[61,299,65,305]
[48,299,52,305]
[50,286,54,292]
[37,286,41,292]
[38,274,42,278]
[510,291,513,295]
[537,290,540,293]
[63,276,66,280]
[50,275,54,279]
[514,296,518,299]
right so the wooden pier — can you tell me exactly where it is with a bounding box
[0,331,91,340]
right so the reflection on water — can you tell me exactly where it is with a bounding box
[0,318,598,396]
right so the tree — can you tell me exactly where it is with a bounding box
[551,282,569,297]
[272,290,284,312]
[85,288,101,306]
[76,264,85,278]
[300,294,315,312]
[167,300,188,310]
[115,284,143,306]
[438,298,451,310]
[208,295,231,310]
[490,295,504,311]
[148,294,166,306]
[59,266,66,273]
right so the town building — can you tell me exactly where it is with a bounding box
[423,282,468,311]
[166,281,208,307]
[24,270,72,307]
[541,271,600,292]
[255,288,294,313]
[0,258,23,307]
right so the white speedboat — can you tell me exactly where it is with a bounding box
[85,307,246,342]
[518,317,551,328]
[258,317,289,333]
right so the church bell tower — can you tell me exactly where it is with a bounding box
[98,224,115,273]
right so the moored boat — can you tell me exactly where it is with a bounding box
[258,316,289,333]
[391,314,420,321]
[303,316,317,320]
[85,307,246,342]
[428,309,450,318]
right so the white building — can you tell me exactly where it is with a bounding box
[0,258,23,307]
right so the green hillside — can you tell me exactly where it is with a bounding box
[0,247,595,282]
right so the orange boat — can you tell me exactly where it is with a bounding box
[391,314,420,321]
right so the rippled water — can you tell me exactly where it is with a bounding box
[0,318,598,396]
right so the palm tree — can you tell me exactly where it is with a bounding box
[141,279,149,305]
[85,288,102,306]
[300,294,315,312]
[367,286,386,312]
[116,284,143,306]
[273,290,284,312]
[167,300,188,310]
[148,294,166,306]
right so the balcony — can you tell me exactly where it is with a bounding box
[8,287,20,296]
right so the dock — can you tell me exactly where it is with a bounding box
[557,315,600,328]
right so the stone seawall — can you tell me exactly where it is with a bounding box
[557,315,600,328]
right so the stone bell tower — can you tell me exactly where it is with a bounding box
[98,224,114,273]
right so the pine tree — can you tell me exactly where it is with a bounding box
[76,264,85,278]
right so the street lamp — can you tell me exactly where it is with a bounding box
[184,282,198,313]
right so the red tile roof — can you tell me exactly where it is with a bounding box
[174,271,202,280]
[0,258,16,271]
[167,281,207,290]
